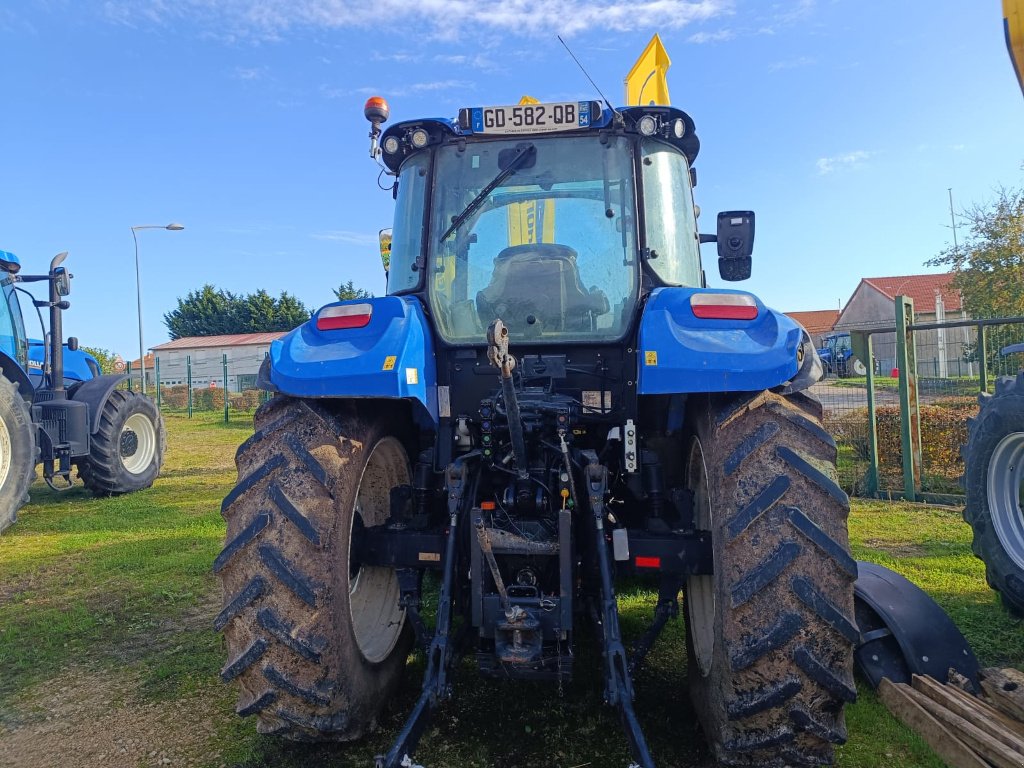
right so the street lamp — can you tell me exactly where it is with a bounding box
[131,223,184,394]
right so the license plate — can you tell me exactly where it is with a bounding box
[463,101,594,135]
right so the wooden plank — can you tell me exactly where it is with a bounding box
[982,669,1024,723]
[948,667,977,694]
[878,679,990,768]
[905,683,1024,768]
[913,675,1024,755]
[943,677,1024,742]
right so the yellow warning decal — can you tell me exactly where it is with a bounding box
[644,351,658,366]
[382,355,397,371]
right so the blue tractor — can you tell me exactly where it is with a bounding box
[817,332,867,378]
[216,97,855,768]
[0,250,165,533]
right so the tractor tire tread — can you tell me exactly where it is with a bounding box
[962,372,1024,614]
[77,389,165,496]
[688,389,855,767]
[216,395,412,742]
[0,374,35,535]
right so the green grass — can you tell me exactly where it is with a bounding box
[829,376,899,390]
[1,413,1022,767]
[829,374,988,398]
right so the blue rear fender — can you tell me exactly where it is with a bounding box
[268,296,438,426]
[637,287,803,394]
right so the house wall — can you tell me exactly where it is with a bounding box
[910,312,976,378]
[152,345,270,390]
[834,285,900,371]
[834,284,974,376]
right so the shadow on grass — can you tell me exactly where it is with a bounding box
[220,620,710,768]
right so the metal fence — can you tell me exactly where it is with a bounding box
[124,350,271,422]
[817,296,1024,503]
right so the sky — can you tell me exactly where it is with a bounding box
[1,0,1022,359]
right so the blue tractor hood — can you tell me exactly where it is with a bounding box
[267,296,437,425]
[27,340,101,387]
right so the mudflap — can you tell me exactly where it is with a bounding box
[853,561,979,689]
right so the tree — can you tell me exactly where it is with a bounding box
[163,284,311,339]
[82,346,117,374]
[925,185,1024,319]
[333,281,372,301]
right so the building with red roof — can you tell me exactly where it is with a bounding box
[784,309,840,346]
[834,272,972,377]
[150,332,287,390]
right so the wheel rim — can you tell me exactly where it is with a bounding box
[348,436,408,664]
[853,358,867,376]
[120,413,157,475]
[987,431,1024,571]
[686,435,716,677]
[0,413,12,490]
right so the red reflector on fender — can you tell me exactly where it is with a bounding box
[635,556,661,569]
[317,302,373,330]
[690,292,758,320]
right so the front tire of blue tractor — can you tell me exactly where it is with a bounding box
[0,374,35,534]
[684,390,856,767]
[962,373,1024,615]
[77,389,166,496]
[215,396,413,740]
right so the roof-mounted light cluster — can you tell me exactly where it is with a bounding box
[382,126,433,159]
[634,112,687,140]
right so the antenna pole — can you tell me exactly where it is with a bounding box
[557,35,618,117]
[947,187,959,256]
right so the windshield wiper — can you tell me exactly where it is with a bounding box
[440,143,536,242]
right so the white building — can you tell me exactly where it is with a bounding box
[150,332,286,391]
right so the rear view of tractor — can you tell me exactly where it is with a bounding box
[818,332,867,378]
[216,94,854,767]
[0,250,165,533]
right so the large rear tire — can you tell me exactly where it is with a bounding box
[216,397,413,740]
[0,374,34,534]
[77,389,165,495]
[963,373,1024,614]
[685,390,856,767]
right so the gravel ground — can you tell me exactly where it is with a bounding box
[0,667,225,768]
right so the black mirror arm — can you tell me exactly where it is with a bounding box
[698,234,717,244]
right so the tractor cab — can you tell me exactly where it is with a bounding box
[0,250,29,372]
[376,100,752,346]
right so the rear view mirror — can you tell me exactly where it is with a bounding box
[716,211,754,281]
[54,266,72,296]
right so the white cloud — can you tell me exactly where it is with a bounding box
[768,56,815,72]
[102,0,732,39]
[408,79,474,92]
[687,28,733,44]
[325,80,474,98]
[816,150,873,175]
[232,65,267,80]
[371,51,421,63]
[434,53,500,71]
[311,230,379,245]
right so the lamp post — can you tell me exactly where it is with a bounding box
[131,223,184,394]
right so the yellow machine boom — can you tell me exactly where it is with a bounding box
[1007,0,1024,96]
